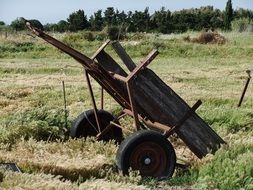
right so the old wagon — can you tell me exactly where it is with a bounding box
[27,22,225,179]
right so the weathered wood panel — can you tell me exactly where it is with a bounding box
[134,69,225,158]
[96,51,225,158]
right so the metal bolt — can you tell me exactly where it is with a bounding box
[144,158,151,165]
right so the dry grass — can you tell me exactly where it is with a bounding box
[0,171,149,190]
[0,138,117,181]
[0,138,152,189]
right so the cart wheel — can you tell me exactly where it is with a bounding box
[116,130,176,179]
[70,109,123,143]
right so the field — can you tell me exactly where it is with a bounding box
[0,30,253,189]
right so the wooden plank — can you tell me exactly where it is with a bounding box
[96,50,127,77]
[95,50,152,119]
[112,41,136,71]
[91,39,110,60]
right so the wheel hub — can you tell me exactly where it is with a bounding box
[144,157,151,165]
[129,141,167,176]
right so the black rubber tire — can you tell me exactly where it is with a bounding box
[70,109,123,143]
[116,130,176,179]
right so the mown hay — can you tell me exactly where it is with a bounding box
[0,172,149,190]
[184,31,226,45]
[0,138,117,181]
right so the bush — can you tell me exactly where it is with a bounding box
[232,18,253,32]
[195,140,253,190]
[0,107,69,144]
[95,31,107,41]
[184,31,226,44]
[105,25,125,41]
[82,31,95,41]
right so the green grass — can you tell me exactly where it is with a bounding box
[0,30,253,189]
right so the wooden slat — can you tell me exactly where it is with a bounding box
[91,39,110,60]
[96,50,127,77]
[112,41,136,71]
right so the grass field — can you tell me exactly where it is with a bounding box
[0,30,253,189]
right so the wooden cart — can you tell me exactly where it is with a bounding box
[27,22,225,179]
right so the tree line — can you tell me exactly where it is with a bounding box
[1,1,253,34]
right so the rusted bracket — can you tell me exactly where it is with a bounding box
[112,41,136,71]
[126,49,159,81]
[164,100,202,138]
[92,40,116,110]
[96,111,128,140]
[123,109,171,132]
[112,49,159,130]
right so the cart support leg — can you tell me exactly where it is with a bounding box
[101,87,104,110]
[126,80,140,130]
[84,70,101,133]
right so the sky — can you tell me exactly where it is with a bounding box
[1,0,253,24]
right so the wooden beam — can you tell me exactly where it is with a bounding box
[112,41,136,71]
[91,39,111,60]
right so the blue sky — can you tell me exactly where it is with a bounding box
[1,0,252,24]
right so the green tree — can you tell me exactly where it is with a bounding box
[10,18,43,31]
[10,18,26,31]
[0,21,5,26]
[234,8,253,23]
[57,20,69,32]
[44,23,57,31]
[90,10,104,31]
[224,0,233,30]
[104,7,116,26]
[131,8,150,32]
[67,9,89,31]
[126,11,136,32]
[151,7,172,33]
[116,10,127,25]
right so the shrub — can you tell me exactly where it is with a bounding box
[0,107,70,144]
[95,31,107,41]
[184,31,226,44]
[232,18,253,32]
[105,25,125,41]
[62,31,96,47]
[82,31,95,41]
[195,139,253,190]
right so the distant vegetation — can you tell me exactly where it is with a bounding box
[0,0,252,38]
